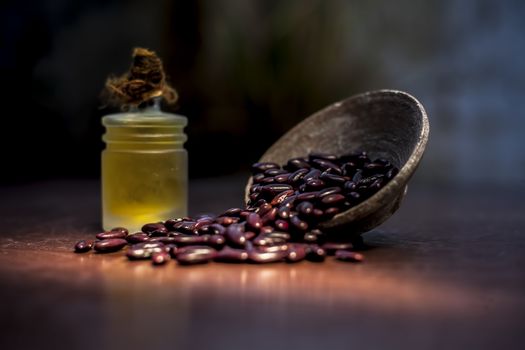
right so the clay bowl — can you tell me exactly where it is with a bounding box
[244,90,429,236]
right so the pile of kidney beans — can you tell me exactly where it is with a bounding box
[74,152,398,265]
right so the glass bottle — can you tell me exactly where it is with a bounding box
[101,99,188,232]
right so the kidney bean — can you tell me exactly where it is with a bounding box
[260,226,275,234]
[246,213,262,231]
[258,244,289,253]
[214,216,239,226]
[173,235,210,245]
[310,228,324,236]
[141,223,168,236]
[343,181,357,192]
[207,223,226,235]
[176,245,216,256]
[240,209,255,218]
[253,234,271,246]
[274,173,291,183]
[194,219,213,231]
[285,158,311,171]
[320,172,346,185]
[252,173,266,183]
[209,234,226,247]
[264,168,288,176]
[303,232,318,243]
[266,231,291,241]
[356,152,370,165]
[214,247,249,262]
[296,201,314,216]
[164,218,184,230]
[256,202,273,216]
[308,152,338,161]
[260,184,293,196]
[341,162,358,177]
[335,250,364,262]
[369,178,384,192]
[321,194,346,206]
[251,162,280,174]
[286,244,307,263]
[296,192,318,202]
[288,168,309,184]
[175,221,198,234]
[220,208,243,217]
[248,250,287,264]
[312,208,324,218]
[374,157,391,166]
[310,159,342,174]
[274,219,289,231]
[259,177,275,184]
[358,174,384,187]
[280,196,296,208]
[304,229,325,244]
[195,213,215,220]
[197,227,211,235]
[270,189,295,206]
[167,244,178,258]
[317,187,342,199]
[303,169,321,181]
[126,242,166,260]
[126,232,150,244]
[290,216,309,231]
[304,178,325,191]
[148,236,180,244]
[111,227,128,235]
[277,205,291,219]
[363,162,386,172]
[152,251,171,265]
[261,208,278,225]
[321,242,354,255]
[305,245,326,262]
[225,224,247,246]
[244,231,257,240]
[135,242,168,251]
[168,231,185,237]
[176,246,217,265]
[196,214,214,222]
[251,200,267,209]
[385,167,399,180]
[252,162,280,174]
[74,240,93,253]
[94,238,127,253]
[352,170,363,183]
[323,207,340,219]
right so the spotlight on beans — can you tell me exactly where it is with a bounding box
[74,152,398,265]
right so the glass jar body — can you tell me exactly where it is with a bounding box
[101,106,187,232]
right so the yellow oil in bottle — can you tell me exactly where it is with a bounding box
[101,102,188,232]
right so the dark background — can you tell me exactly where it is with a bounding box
[1,0,524,186]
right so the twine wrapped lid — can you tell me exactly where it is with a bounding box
[103,47,178,109]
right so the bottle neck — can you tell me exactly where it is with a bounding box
[102,101,187,151]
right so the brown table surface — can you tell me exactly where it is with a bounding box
[1,177,524,350]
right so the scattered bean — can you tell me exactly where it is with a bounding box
[94,238,127,253]
[74,240,93,253]
[74,152,399,266]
